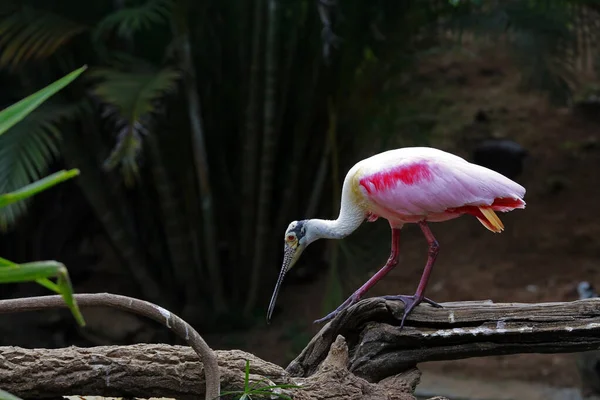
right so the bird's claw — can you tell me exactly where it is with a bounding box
[421,297,443,308]
[314,293,361,324]
[381,294,443,328]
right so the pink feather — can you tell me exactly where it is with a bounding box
[355,147,526,229]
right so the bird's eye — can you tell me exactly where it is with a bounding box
[286,234,295,241]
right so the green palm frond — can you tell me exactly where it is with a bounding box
[0,6,87,70]
[91,66,181,185]
[93,0,173,43]
[0,102,78,230]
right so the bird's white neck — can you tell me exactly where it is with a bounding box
[306,189,366,241]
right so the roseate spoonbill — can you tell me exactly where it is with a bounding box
[267,147,526,327]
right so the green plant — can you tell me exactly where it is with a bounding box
[218,360,299,400]
[0,65,87,326]
[0,389,22,400]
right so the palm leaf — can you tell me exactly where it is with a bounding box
[0,65,87,136]
[0,6,87,70]
[93,0,173,43]
[0,101,79,230]
[91,66,181,185]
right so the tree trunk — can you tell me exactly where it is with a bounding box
[2,295,600,399]
[0,340,433,400]
[245,0,280,315]
[240,0,264,284]
[146,133,204,324]
[288,297,600,381]
[172,1,226,313]
[61,130,170,308]
[273,57,321,232]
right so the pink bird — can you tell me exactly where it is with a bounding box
[267,147,526,327]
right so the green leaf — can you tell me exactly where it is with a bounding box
[56,263,85,326]
[0,169,80,209]
[0,261,63,282]
[244,359,250,389]
[0,389,22,400]
[0,259,85,327]
[0,101,83,229]
[35,277,61,293]
[0,66,87,137]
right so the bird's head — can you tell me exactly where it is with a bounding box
[267,220,314,323]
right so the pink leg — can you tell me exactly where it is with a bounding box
[382,220,442,328]
[314,227,402,324]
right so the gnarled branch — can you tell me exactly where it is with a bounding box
[0,293,219,399]
[288,297,600,382]
[2,296,599,399]
[0,338,438,400]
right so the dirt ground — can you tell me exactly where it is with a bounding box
[213,46,600,391]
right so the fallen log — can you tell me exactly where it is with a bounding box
[0,337,432,400]
[2,295,600,399]
[288,297,600,381]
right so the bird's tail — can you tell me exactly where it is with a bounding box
[477,207,504,233]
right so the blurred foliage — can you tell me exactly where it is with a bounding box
[91,66,181,183]
[0,66,86,333]
[0,0,599,332]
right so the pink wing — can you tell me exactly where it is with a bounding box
[358,158,526,218]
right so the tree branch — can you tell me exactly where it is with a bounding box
[288,297,600,381]
[3,296,599,399]
[0,338,437,400]
[0,293,219,400]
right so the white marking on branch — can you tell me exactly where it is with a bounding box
[496,320,507,333]
[449,311,455,323]
[156,305,172,328]
[469,326,494,336]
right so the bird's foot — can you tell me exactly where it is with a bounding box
[381,294,443,328]
[313,292,361,324]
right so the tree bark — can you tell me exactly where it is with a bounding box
[239,0,263,278]
[146,133,203,324]
[288,297,600,382]
[172,1,226,313]
[2,297,599,399]
[61,131,170,308]
[0,338,438,400]
[0,293,219,400]
[245,0,280,316]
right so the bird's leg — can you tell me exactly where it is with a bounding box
[382,220,442,328]
[314,228,402,324]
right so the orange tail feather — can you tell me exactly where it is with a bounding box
[477,207,504,233]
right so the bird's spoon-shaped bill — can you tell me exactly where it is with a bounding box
[267,244,296,323]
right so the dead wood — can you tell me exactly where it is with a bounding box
[3,295,600,399]
[0,337,443,400]
[288,297,600,382]
[0,294,219,400]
